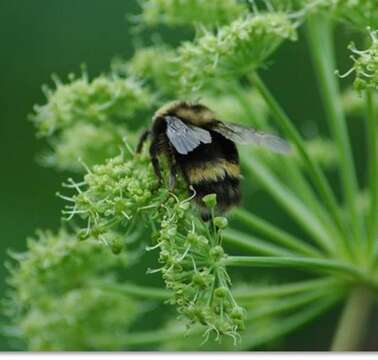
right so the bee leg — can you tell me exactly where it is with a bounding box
[168,167,177,191]
[136,129,151,153]
[149,141,162,186]
[167,144,177,191]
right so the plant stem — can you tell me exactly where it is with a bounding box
[366,89,378,254]
[232,82,267,128]
[280,157,342,244]
[246,288,341,322]
[231,208,322,257]
[306,14,362,253]
[223,228,294,256]
[97,281,170,300]
[234,277,339,300]
[241,152,338,255]
[331,286,375,351]
[249,72,345,238]
[224,256,370,283]
[240,296,340,350]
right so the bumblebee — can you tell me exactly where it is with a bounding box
[137,101,290,220]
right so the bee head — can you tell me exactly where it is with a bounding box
[154,101,215,126]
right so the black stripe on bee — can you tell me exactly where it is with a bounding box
[192,174,241,220]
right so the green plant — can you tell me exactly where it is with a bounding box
[3,0,378,351]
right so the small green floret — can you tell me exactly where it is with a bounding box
[177,13,297,92]
[214,216,229,230]
[203,194,217,209]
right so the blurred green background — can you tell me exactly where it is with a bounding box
[0,0,377,350]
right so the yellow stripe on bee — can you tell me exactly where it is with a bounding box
[187,160,240,183]
[175,107,214,126]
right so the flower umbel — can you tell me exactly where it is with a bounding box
[148,194,245,342]
[177,12,297,93]
[337,29,378,91]
[4,230,140,350]
[62,147,245,341]
[31,72,152,171]
[59,148,171,251]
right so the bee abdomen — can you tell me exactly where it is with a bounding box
[192,175,241,220]
[187,160,241,220]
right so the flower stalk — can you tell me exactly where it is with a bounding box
[249,72,346,240]
[331,286,375,351]
[306,14,362,255]
[366,89,378,255]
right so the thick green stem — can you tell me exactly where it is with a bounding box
[306,14,362,253]
[331,287,375,351]
[249,73,345,240]
[366,90,378,254]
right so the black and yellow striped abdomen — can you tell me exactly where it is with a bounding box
[175,131,241,219]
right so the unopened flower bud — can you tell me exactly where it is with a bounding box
[202,194,217,208]
[213,216,228,229]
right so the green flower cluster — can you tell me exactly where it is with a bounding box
[139,0,245,27]
[149,194,245,342]
[4,230,140,350]
[31,73,152,171]
[337,29,378,91]
[61,149,171,252]
[42,122,126,172]
[118,46,179,98]
[329,0,378,29]
[352,30,378,91]
[177,13,297,93]
[270,0,378,29]
[63,148,245,341]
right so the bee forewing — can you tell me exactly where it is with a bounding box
[165,116,212,155]
[212,122,291,154]
[256,133,292,154]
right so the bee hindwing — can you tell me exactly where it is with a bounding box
[165,116,212,155]
[212,121,291,154]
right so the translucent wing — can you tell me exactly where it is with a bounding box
[212,121,291,154]
[165,116,212,155]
